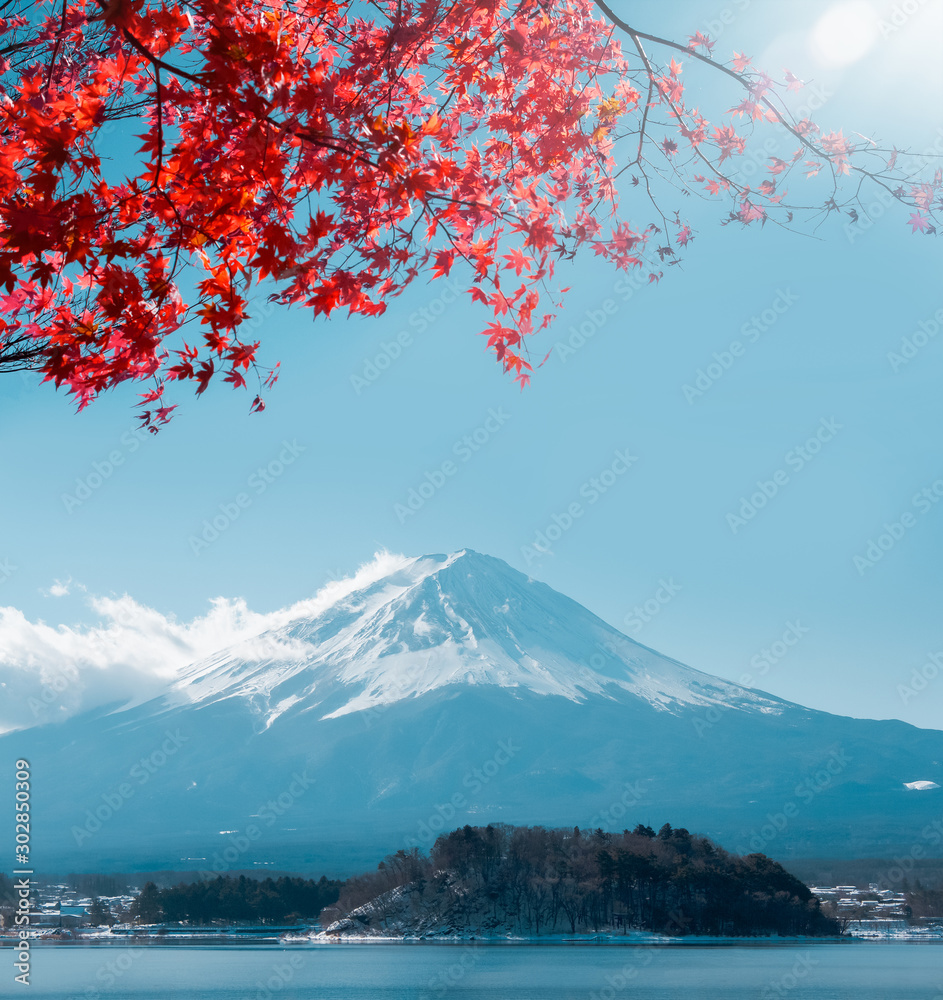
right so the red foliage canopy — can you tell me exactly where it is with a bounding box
[0,0,938,425]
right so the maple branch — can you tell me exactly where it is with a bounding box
[596,0,943,220]
[41,0,70,97]
[151,66,164,191]
[0,333,47,372]
[630,40,655,167]
[629,42,729,196]
[92,0,383,174]
[92,0,204,85]
[2,0,936,417]
[595,3,824,157]
[608,31,740,237]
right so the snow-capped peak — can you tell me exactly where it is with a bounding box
[172,549,786,725]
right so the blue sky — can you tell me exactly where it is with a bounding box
[1,0,941,730]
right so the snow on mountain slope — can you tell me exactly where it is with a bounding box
[171,549,785,725]
[5,548,943,869]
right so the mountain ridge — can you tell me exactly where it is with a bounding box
[3,548,941,871]
[169,548,788,725]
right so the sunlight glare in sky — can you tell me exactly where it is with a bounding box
[809,1,880,67]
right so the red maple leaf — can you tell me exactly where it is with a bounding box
[687,31,714,54]
[0,0,929,427]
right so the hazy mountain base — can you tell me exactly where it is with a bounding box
[787,859,943,892]
[10,684,943,874]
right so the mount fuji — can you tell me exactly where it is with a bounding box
[6,550,942,873]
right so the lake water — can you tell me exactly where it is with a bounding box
[10,943,943,1000]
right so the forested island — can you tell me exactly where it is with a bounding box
[321,823,838,938]
[1,823,844,938]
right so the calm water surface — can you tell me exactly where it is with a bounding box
[11,943,943,999]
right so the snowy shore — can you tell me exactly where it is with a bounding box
[5,926,941,946]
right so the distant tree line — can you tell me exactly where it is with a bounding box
[67,873,129,897]
[907,884,943,920]
[130,875,342,924]
[322,823,839,937]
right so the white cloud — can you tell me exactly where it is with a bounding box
[45,578,72,598]
[0,551,411,733]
